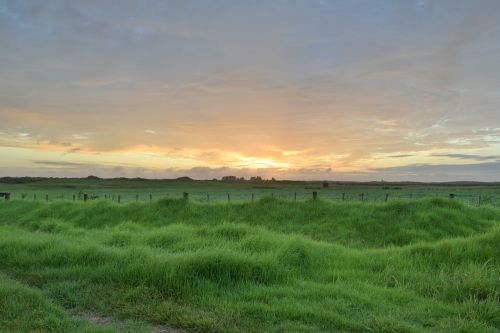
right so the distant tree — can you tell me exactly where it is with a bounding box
[176,176,193,181]
[221,176,238,182]
[322,181,329,188]
[250,176,263,182]
[0,177,44,184]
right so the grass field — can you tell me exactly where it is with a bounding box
[1,177,500,207]
[0,188,499,332]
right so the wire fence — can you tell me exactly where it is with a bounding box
[2,189,500,207]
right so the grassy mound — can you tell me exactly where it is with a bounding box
[0,199,499,332]
[1,197,498,247]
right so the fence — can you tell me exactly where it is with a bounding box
[2,190,499,207]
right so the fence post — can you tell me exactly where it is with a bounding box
[312,191,318,200]
[34,194,36,200]
[118,195,121,203]
[150,194,152,203]
[478,195,481,207]
[73,194,75,201]
[449,193,455,199]
[83,194,88,202]
[227,193,230,202]
[183,192,189,200]
[252,193,254,201]
[46,194,49,202]
[385,193,389,202]
[360,193,364,202]
[342,192,345,201]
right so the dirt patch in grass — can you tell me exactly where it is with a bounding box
[75,311,186,333]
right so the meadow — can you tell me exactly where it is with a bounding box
[0,178,499,332]
[1,177,500,206]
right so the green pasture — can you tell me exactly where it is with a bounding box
[1,177,500,206]
[0,196,499,332]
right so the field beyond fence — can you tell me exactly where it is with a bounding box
[1,178,500,207]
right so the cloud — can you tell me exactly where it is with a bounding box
[3,161,335,180]
[63,147,81,155]
[1,1,500,180]
[385,154,415,158]
[368,161,500,182]
[0,159,495,182]
[430,153,500,161]
[32,160,93,168]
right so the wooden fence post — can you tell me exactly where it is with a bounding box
[342,193,345,201]
[312,191,318,200]
[478,195,481,207]
[449,193,455,199]
[252,193,254,201]
[83,194,88,202]
[385,193,389,202]
[34,194,36,200]
[294,192,297,201]
[118,195,121,203]
[45,194,49,202]
[182,192,189,200]
[360,193,364,202]
[227,193,230,202]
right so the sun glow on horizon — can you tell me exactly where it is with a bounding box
[1,1,500,181]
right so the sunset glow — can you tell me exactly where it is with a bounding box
[1,1,500,181]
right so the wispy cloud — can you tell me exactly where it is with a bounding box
[32,160,93,168]
[1,161,497,182]
[385,154,415,158]
[430,153,500,161]
[63,147,81,155]
[368,161,500,182]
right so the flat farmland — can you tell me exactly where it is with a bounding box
[1,178,500,207]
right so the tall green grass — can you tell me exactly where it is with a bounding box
[0,198,499,332]
[1,197,498,247]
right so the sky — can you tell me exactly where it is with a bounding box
[1,0,500,181]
